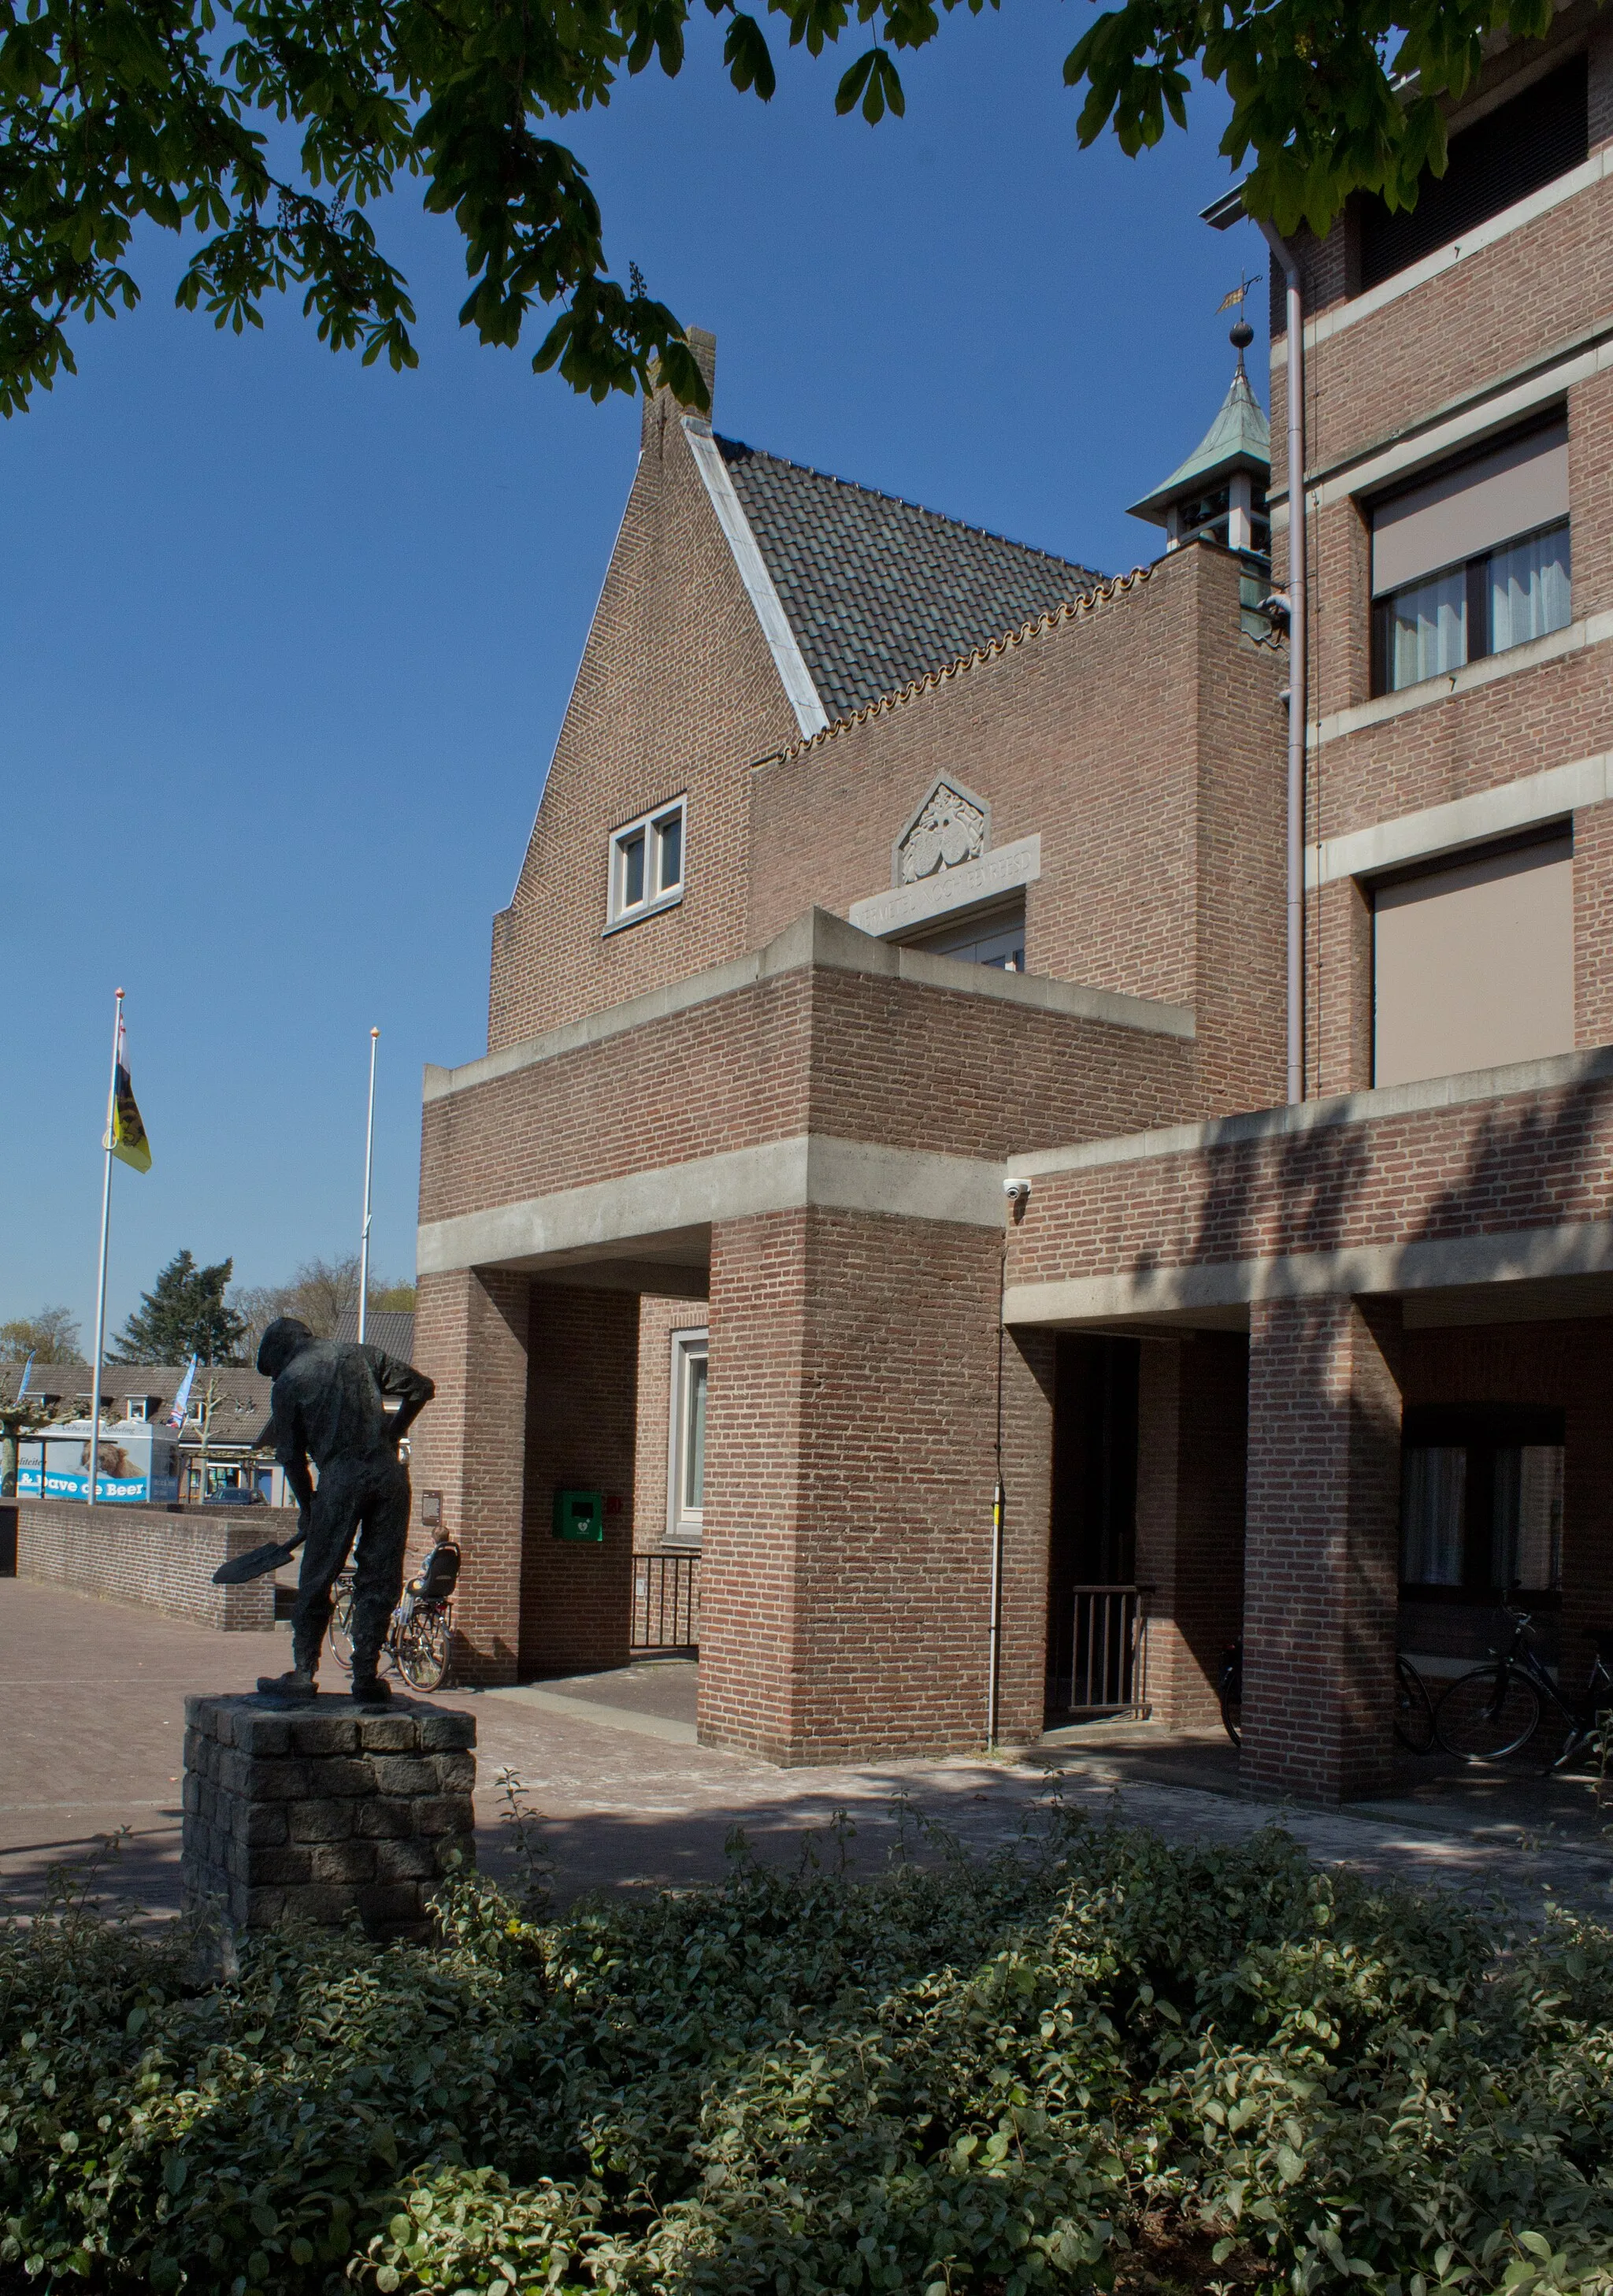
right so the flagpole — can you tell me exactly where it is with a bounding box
[87,989,123,1509]
[357,1027,379,1344]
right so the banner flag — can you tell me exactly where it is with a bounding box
[167,1354,198,1430]
[106,1020,152,1172]
[15,1352,33,1400]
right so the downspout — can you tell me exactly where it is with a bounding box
[1259,221,1307,1104]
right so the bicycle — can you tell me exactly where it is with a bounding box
[1218,1638,1436,1754]
[1435,1606,1613,1771]
[328,1574,454,1692]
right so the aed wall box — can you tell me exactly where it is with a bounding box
[553,1489,605,1543]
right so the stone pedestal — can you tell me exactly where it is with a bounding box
[181,1693,476,1939]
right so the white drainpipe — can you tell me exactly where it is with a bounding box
[1259,221,1307,1104]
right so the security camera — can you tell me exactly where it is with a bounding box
[1003,1177,1031,1202]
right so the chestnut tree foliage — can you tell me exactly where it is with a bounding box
[0,0,1563,420]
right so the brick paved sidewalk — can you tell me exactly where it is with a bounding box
[4,1578,1611,1928]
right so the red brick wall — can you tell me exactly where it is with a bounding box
[748,545,1288,1119]
[487,387,801,1052]
[699,1210,809,1753]
[700,1207,1027,1763]
[422,946,1200,1245]
[519,1285,639,1675]
[1270,23,1613,481]
[410,1267,530,1686]
[1243,1295,1402,1801]
[1009,1064,1613,1293]
[17,1500,280,1631]
[1134,1337,1247,1724]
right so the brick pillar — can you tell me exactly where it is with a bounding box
[1243,1294,1402,1802]
[411,1267,531,1686]
[1134,1337,1247,1726]
[519,1285,639,1676]
[699,1207,1010,1764]
[999,1325,1058,1742]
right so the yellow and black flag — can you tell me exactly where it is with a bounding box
[106,1019,152,1172]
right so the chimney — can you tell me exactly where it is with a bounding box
[642,325,717,450]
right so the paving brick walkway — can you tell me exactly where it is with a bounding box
[5,1579,1611,1929]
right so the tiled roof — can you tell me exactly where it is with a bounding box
[1,1360,271,1432]
[334,1308,417,1359]
[716,437,1105,725]
[779,566,1156,764]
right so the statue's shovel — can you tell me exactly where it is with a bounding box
[213,1532,306,1586]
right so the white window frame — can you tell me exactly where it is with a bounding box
[666,1326,709,1545]
[606,796,686,933]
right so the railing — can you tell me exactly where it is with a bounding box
[631,1551,700,1652]
[1049,1585,1149,1718]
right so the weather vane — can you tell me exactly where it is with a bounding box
[1217,272,1263,370]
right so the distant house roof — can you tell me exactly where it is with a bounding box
[714,436,1106,725]
[333,1308,417,1359]
[1128,366,1271,528]
[1,1360,272,1441]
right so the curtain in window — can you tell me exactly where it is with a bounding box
[1389,566,1467,689]
[1489,522,1571,653]
[1401,1446,1467,1584]
[1492,1444,1564,1591]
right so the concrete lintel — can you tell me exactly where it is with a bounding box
[1003,1218,1613,1327]
[849,835,1040,939]
[425,909,1196,1105]
[1307,751,1610,888]
[417,1133,1007,1276]
[1310,610,1613,751]
[1013,1044,1613,1183]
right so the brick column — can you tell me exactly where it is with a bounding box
[998,1326,1058,1744]
[1243,1294,1403,1802]
[1134,1337,1247,1726]
[700,1207,1010,1764]
[411,1267,530,1686]
[520,1285,640,1676]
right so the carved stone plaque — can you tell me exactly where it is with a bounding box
[896,781,988,885]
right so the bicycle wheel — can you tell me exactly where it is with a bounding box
[1436,1664,1541,1760]
[396,1605,451,1692]
[327,1581,356,1673]
[1393,1656,1437,1755]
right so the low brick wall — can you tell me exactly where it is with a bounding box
[15,1499,292,1630]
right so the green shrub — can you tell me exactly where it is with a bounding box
[3,1813,1613,2294]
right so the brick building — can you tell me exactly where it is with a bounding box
[414,6,1613,1796]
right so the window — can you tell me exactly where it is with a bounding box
[1400,1408,1564,1598]
[608,798,685,929]
[1370,420,1570,694]
[1371,829,1573,1088]
[904,896,1027,973]
[667,1330,708,1545]
[1358,57,1588,291]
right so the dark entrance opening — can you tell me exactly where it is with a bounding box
[1045,1334,1140,1722]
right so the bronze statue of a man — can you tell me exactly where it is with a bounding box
[254,1316,436,1705]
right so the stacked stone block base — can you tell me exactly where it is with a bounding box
[181,1694,476,1938]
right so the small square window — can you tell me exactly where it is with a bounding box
[607,797,686,931]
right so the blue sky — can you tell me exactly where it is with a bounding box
[0,2,1265,1351]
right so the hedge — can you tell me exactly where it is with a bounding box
[3,1807,1612,2294]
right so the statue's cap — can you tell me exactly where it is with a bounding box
[258,1317,314,1378]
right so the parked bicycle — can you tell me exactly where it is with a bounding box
[329,1537,460,1693]
[1219,1638,1436,1754]
[1435,1605,1613,1770]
